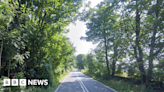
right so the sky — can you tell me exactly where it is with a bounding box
[65,0,103,55]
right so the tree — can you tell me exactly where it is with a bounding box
[85,53,95,73]
[80,2,117,76]
[0,0,82,91]
[146,0,164,81]
[119,0,164,83]
[76,54,85,69]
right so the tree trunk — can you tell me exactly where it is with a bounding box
[8,60,11,78]
[0,41,3,78]
[112,46,117,76]
[148,58,153,81]
[104,35,110,76]
[147,31,156,81]
[138,58,146,83]
[112,59,116,76]
[147,0,159,82]
[135,0,146,83]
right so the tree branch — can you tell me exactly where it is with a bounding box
[153,43,164,57]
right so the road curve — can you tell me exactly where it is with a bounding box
[55,69,117,92]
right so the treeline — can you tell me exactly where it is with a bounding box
[0,0,82,91]
[77,0,164,90]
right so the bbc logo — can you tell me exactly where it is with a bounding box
[3,79,48,86]
[3,79,26,86]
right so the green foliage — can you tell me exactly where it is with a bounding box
[0,0,82,91]
[76,54,85,69]
[116,64,123,74]
[85,54,95,73]
[83,71,154,92]
[127,65,136,78]
[1,0,164,91]
[79,0,164,91]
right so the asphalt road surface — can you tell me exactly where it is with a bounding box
[55,69,117,92]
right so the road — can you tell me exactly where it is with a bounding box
[55,69,117,92]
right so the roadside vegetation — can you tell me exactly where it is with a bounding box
[77,0,164,92]
[0,0,82,92]
[1,0,164,92]
[81,69,154,92]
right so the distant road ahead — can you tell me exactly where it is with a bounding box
[55,69,117,92]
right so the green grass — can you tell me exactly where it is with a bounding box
[82,71,153,92]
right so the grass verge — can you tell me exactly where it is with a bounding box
[82,70,153,92]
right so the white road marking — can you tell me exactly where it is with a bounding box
[76,71,89,92]
[54,72,70,92]
[55,69,116,92]
[80,72,117,92]
[78,76,89,92]
[76,72,86,92]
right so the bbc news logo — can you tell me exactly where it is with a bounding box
[3,79,48,86]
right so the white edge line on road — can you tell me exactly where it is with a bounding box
[54,72,71,92]
[76,72,89,92]
[76,72,86,92]
[80,72,118,92]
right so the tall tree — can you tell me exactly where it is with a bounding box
[76,54,85,69]
[146,0,164,81]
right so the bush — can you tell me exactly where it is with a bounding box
[0,76,5,92]
[25,86,54,92]
[94,70,101,77]
[102,69,110,80]
[35,64,55,87]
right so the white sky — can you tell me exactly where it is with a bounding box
[65,0,103,55]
